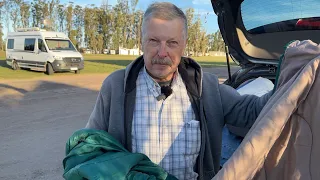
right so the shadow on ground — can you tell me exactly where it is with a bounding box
[0,60,10,69]
[0,80,99,180]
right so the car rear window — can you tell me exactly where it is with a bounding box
[241,0,320,34]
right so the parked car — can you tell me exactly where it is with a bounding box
[6,27,84,75]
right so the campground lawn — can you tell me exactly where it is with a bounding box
[0,51,235,79]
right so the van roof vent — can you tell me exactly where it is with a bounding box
[16,27,47,32]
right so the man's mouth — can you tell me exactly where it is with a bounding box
[154,63,171,67]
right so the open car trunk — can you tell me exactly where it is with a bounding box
[211,0,320,88]
[210,1,320,162]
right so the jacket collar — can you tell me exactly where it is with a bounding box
[124,55,203,97]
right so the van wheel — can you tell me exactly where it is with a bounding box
[12,61,20,70]
[46,63,54,75]
[75,70,80,74]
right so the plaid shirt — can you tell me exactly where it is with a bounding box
[132,66,201,180]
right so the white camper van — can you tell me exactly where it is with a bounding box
[6,27,84,75]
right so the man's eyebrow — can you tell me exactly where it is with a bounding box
[167,38,178,41]
[148,36,158,40]
[148,37,179,41]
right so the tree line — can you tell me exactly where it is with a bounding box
[0,0,225,55]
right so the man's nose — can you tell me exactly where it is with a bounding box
[158,42,168,58]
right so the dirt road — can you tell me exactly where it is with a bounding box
[0,66,238,180]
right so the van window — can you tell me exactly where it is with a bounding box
[7,39,14,49]
[45,39,76,51]
[38,39,47,52]
[24,38,35,51]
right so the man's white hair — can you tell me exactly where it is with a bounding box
[142,2,188,42]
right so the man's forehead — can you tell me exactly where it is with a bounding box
[147,17,183,25]
[146,33,182,41]
[145,18,184,38]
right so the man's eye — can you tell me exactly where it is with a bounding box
[149,39,159,46]
[168,41,178,47]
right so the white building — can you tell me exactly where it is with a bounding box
[118,47,141,55]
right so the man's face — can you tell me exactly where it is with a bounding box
[142,17,186,82]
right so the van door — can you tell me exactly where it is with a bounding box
[6,39,14,66]
[19,38,36,69]
[34,39,49,71]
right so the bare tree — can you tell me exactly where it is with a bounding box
[4,0,12,33]
[185,8,194,56]
[0,1,5,50]
[20,1,30,28]
[84,5,99,52]
[66,2,73,36]
[73,5,84,49]
[57,4,65,32]
[199,30,209,56]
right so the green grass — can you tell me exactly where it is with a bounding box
[83,54,233,68]
[0,52,235,80]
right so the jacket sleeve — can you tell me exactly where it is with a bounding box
[219,83,272,128]
[85,78,111,131]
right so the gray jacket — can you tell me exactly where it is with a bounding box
[85,56,271,180]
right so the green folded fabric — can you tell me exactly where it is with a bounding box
[63,129,178,180]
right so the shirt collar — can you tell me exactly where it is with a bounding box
[142,66,184,96]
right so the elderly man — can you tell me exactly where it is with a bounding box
[86,2,271,180]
